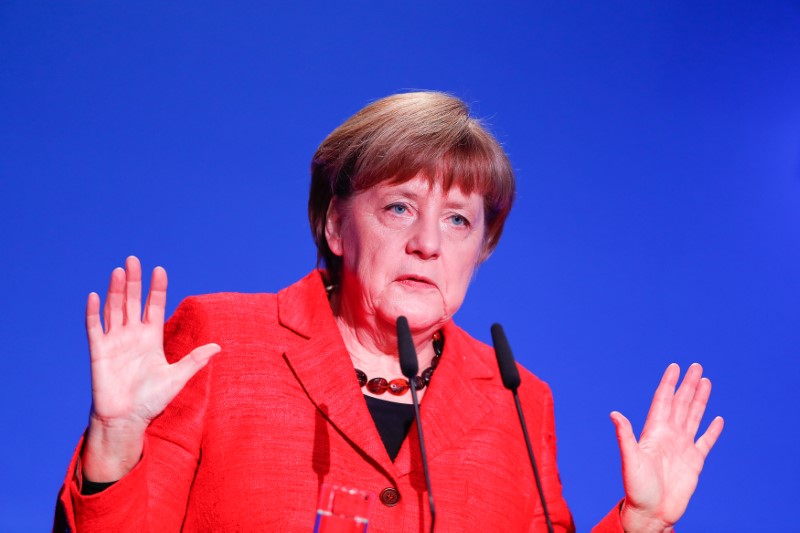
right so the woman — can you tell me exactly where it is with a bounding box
[56,92,723,531]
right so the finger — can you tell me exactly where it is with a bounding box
[610,411,640,467]
[143,267,168,327]
[644,363,680,425]
[167,343,221,394]
[125,256,143,325]
[670,363,703,427]
[86,292,103,345]
[685,377,712,437]
[104,267,126,333]
[695,416,724,458]
[102,271,114,332]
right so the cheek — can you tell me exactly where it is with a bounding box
[345,238,396,300]
[444,245,482,306]
[446,275,472,310]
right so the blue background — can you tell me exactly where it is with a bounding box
[1,2,798,531]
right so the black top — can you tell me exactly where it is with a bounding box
[364,395,416,461]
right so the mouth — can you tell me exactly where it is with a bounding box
[396,275,437,289]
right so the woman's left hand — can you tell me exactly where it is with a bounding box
[611,363,724,533]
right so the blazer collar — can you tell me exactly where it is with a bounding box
[277,271,497,480]
[278,271,394,476]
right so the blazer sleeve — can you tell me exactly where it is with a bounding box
[53,297,214,532]
[530,384,625,533]
[591,501,626,533]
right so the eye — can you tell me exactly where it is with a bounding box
[449,214,470,227]
[387,203,408,215]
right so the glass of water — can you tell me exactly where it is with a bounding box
[313,484,375,533]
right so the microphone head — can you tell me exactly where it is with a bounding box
[397,316,419,378]
[491,323,521,391]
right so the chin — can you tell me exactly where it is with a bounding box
[378,303,449,334]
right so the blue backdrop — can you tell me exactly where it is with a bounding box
[1,2,798,531]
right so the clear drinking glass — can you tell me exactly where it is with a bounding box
[313,484,375,533]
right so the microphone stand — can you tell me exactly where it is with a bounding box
[491,324,554,533]
[397,316,435,533]
[512,388,553,533]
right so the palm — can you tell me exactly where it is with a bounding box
[611,364,724,531]
[86,257,219,430]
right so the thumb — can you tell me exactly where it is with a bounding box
[169,343,221,392]
[610,411,639,463]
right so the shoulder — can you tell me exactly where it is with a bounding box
[174,292,278,320]
[161,270,328,359]
[444,322,559,448]
[159,293,280,366]
[166,270,327,329]
[163,292,279,339]
[443,321,552,401]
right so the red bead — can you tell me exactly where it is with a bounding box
[366,377,388,394]
[387,378,409,395]
[355,329,444,395]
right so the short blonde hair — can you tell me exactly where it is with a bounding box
[309,91,515,283]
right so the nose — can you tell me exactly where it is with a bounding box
[406,215,441,260]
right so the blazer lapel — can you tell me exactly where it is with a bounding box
[392,321,495,477]
[277,271,396,477]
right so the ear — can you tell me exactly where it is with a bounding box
[324,197,344,257]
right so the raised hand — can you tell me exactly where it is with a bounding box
[611,363,724,533]
[82,256,220,482]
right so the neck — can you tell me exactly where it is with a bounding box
[329,289,438,383]
[334,314,438,375]
[331,292,436,403]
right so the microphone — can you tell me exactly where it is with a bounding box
[491,324,554,533]
[397,316,419,377]
[397,316,435,533]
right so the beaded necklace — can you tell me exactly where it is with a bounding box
[354,330,444,396]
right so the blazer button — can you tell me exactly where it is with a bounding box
[379,487,400,506]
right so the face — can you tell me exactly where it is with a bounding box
[326,174,486,333]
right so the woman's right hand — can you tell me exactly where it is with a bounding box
[81,256,220,482]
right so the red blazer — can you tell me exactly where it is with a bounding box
[56,270,624,532]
